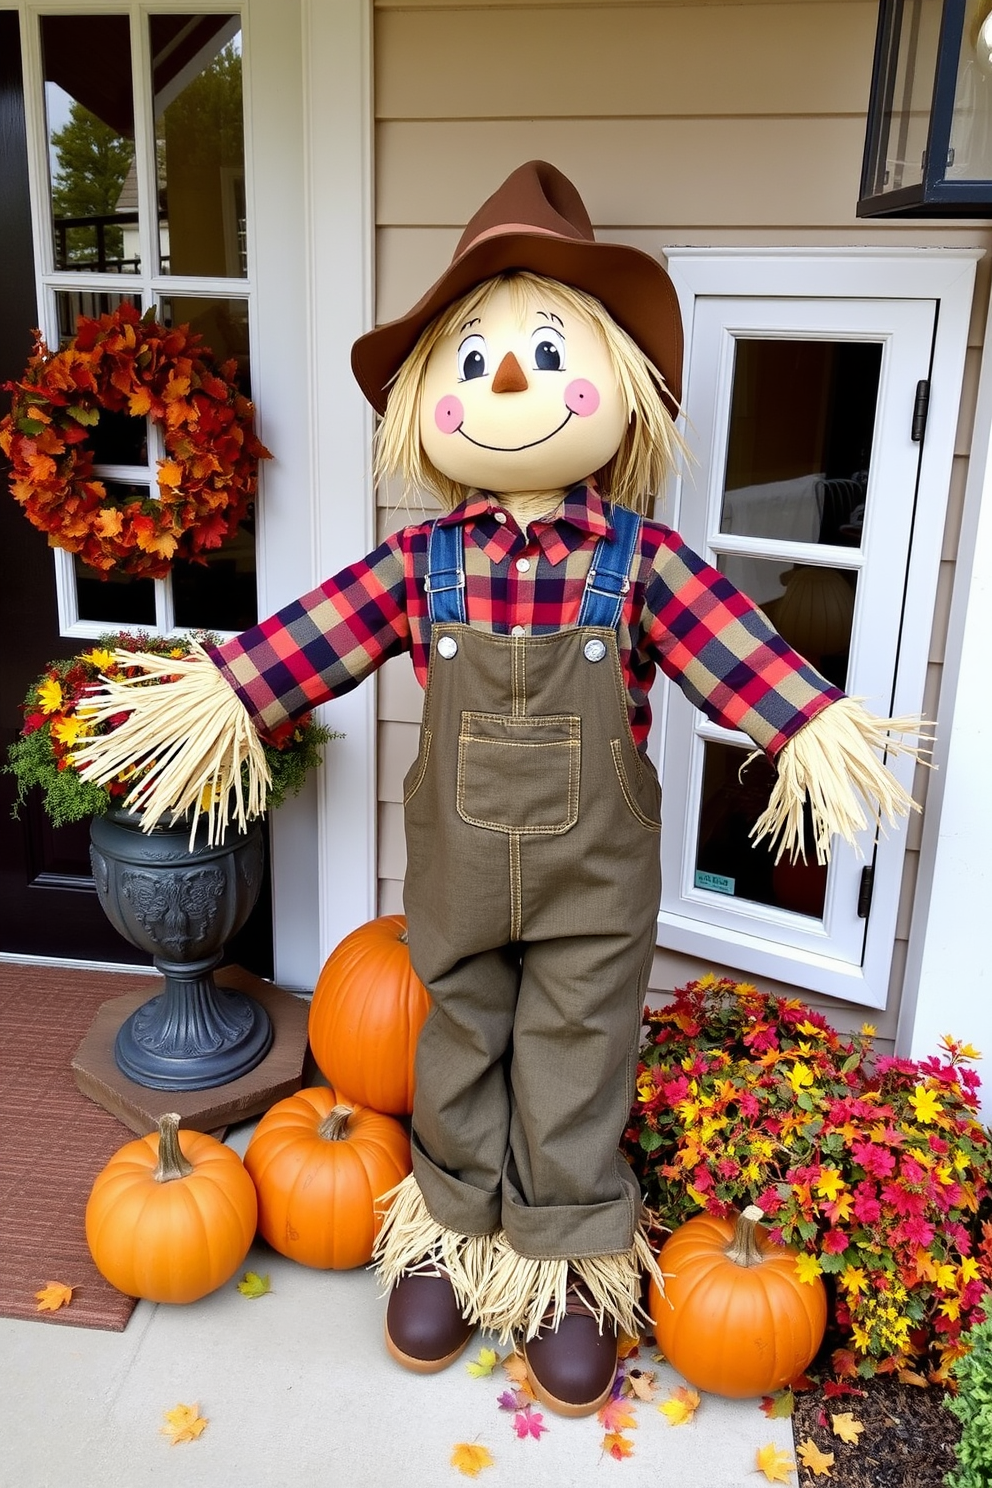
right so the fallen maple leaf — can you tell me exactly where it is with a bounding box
[160,1403,208,1445]
[755,1442,796,1482]
[35,1281,73,1312]
[831,1412,865,1445]
[624,1367,657,1402]
[236,1271,271,1299]
[512,1407,548,1440]
[831,1348,859,1379]
[760,1389,795,1419]
[466,1346,500,1378]
[497,1389,523,1412]
[502,1353,536,1400]
[796,1437,836,1477]
[617,1331,640,1359]
[602,1431,635,1460]
[450,1442,494,1477]
[822,1381,866,1399]
[897,1368,929,1388]
[658,1385,701,1426]
[598,1397,637,1432]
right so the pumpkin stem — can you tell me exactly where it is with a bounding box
[152,1112,195,1183]
[317,1104,354,1141]
[399,928,409,945]
[724,1204,765,1267]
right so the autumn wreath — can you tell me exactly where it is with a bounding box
[0,303,271,579]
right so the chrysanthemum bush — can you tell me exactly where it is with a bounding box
[6,631,335,827]
[622,974,992,1379]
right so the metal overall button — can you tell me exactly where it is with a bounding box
[583,638,607,663]
[437,636,458,659]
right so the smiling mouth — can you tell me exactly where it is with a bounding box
[455,410,573,452]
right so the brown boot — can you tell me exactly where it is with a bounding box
[522,1275,619,1417]
[385,1268,475,1374]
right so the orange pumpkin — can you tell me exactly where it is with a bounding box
[85,1112,258,1304]
[243,1085,411,1269]
[648,1205,827,1398]
[308,914,431,1115]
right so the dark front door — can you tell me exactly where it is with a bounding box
[0,12,271,972]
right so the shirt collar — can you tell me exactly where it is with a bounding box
[437,483,615,563]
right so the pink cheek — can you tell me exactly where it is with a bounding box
[564,379,600,417]
[434,395,464,435]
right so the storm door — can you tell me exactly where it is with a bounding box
[658,251,974,1008]
[0,8,268,967]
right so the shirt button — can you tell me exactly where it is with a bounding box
[493,510,507,524]
[515,557,531,572]
[511,625,526,637]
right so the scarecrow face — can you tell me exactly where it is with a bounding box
[419,279,628,494]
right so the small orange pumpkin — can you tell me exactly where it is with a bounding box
[307,914,431,1115]
[85,1112,258,1304]
[243,1086,412,1268]
[648,1205,827,1398]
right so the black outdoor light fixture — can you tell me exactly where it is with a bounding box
[859,0,992,215]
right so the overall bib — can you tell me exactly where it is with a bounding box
[402,505,663,1270]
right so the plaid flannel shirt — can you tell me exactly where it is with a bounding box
[212,485,843,757]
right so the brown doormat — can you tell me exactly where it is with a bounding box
[0,960,160,1331]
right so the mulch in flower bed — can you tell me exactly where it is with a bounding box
[793,1374,961,1487]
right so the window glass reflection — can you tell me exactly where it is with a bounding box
[74,550,156,626]
[717,558,857,690]
[149,16,245,278]
[721,340,881,549]
[696,743,827,919]
[41,14,137,273]
[56,290,141,345]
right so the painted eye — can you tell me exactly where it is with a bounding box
[531,326,566,372]
[457,333,488,381]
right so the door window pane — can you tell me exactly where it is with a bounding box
[56,289,141,345]
[159,294,257,630]
[150,15,245,278]
[720,340,881,547]
[74,553,157,627]
[695,742,827,919]
[717,557,858,689]
[41,15,138,273]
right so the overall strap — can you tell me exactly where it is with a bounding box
[577,503,642,630]
[425,519,467,625]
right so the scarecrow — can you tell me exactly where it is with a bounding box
[76,162,921,1417]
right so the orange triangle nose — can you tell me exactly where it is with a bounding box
[492,352,529,393]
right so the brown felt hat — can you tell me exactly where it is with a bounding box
[351,160,683,418]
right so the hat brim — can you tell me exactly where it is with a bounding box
[351,232,683,418]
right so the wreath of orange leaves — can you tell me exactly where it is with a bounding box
[0,302,271,579]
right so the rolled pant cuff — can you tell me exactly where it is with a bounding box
[501,1189,636,1260]
[412,1142,501,1238]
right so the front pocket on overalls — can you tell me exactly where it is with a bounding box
[457,712,580,834]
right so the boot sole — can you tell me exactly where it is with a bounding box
[521,1341,617,1418]
[384,1320,474,1375]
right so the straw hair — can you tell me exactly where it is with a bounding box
[70,642,270,845]
[374,271,685,515]
[749,697,931,865]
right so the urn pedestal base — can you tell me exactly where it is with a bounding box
[72,966,313,1136]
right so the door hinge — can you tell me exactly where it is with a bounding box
[912,379,930,443]
[857,865,874,919]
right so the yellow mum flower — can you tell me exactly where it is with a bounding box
[815,1167,845,1201]
[861,1023,877,1037]
[839,1265,868,1298]
[37,677,63,714]
[82,647,115,671]
[909,1085,944,1123]
[961,1257,981,1284]
[934,1263,958,1292]
[794,1253,823,1285]
[786,1063,815,1094]
[51,715,84,746]
[940,1297,961,1322]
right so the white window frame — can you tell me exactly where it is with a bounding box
[13,0,377,987]
[658,248,978,1008]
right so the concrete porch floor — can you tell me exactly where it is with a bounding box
[2,1120,798,1488]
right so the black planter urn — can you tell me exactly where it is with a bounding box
[89,808,273,1090]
